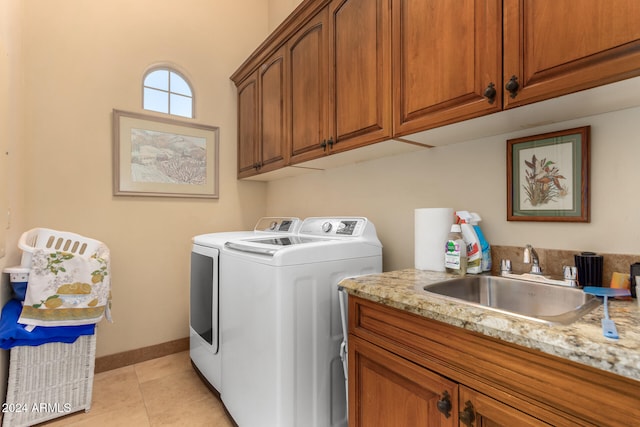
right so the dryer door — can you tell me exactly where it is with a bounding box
[190,244,219,353]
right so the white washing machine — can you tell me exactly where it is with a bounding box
[220,217,382,427]
[189,217,300,392]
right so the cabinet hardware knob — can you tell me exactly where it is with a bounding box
[459,400,476,427]
[483,82,497,104]
[328,137,335,148]
[505,75,519,98]
[321,139,327,151]
[436,391,452,418]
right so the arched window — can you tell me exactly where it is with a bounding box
[143,68,194,118]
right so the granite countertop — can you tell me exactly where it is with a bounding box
[340,269,640,382]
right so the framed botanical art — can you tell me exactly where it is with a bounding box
[113,110,219,198]
[507,126,590,222]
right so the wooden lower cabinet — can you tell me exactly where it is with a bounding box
[349,296,640,427]
[350,336,457,427]
[350,336,551,427]
[458,387,551,427]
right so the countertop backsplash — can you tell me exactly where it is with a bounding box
[491,245,640,286]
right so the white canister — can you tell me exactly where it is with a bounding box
[414,208,454,271]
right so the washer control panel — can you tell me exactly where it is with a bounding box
[300,217,368,237]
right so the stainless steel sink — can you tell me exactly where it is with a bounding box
[422,275,600,325]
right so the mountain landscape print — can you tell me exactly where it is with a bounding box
[130,128,207,185]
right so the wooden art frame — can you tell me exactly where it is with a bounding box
[113,109,219,198]
[507,126,590,222]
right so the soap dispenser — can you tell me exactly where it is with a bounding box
[445,224,467,276]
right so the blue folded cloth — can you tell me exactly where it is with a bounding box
[0,300,95,349]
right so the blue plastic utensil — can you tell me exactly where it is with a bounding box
[583,287,631,339]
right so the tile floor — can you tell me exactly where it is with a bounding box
[39,351,235,426]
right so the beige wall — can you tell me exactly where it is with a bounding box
[268,0,302,31]
[11,0,271,358]
[0,0,24,267]
[1,0,25,407]
[266,107,640,272]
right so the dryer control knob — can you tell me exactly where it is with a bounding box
[322,222,333,233]
[269,221,278,231]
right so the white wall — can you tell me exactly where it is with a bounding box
[266,106,640,271]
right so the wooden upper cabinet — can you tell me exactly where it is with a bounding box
[393,0,502,137]
[259,47,288,173]
[234,0,640,177]
[237,75,259,177]
[503,0,640,108]
[288,0,392,165]
[237,48,288,179]
[329,0,392,152]
[288,7,330,164]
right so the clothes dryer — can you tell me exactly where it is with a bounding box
[189,217,300,392]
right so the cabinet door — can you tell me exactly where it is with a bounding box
[329,0,392,152]
[503,0,640,108]
[259,47,288,173]
[349,335,458,427]
[393,0,502,137]
[459,386,553,427]
[237,74,259,178]
[288,7,331,164]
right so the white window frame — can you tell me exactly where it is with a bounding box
[142,67,195,118]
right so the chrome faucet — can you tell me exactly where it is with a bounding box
[523,244,542,275]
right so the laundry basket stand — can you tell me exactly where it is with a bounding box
[2,333,97,427]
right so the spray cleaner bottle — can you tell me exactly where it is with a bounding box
[445,223,467,276]
[470,212,492,272]
[455,211,482,274]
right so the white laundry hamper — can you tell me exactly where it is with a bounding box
[17,228,103,268]
[2,228,102,427]
[4,228,101,302]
